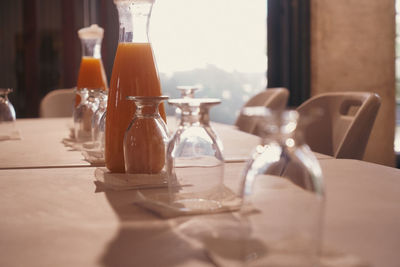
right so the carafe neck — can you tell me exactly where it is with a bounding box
[116,1,153,43]
[80,38,102,58]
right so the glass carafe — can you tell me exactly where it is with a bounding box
[76,24,108,106]
[166,98,224,212]
[106,0,166,173]
[124,96,169,174]
[74,89,99,142]
[239,107,324,266]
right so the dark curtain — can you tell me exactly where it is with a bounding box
[267,0,310,107]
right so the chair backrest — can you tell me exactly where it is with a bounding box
[39,88,75,118]
[235,88,289,135]
[297,91,381,159]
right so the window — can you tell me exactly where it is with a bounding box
[0,0,267,121]
[150,0,267,124]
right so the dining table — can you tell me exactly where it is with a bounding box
[0,117,399,267]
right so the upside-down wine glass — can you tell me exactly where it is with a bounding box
[166,98,225,212]
[92,90,108,148]
[0,88,17,137]
[74,88,99,142]
[124,96,169,175]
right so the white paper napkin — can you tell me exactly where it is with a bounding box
[0,129,21,141]
[62,137,84,150]
[133,186,243,218]
[0,122,21,141]
[81,146,105,165]
[94,167,168,191]
[205,234,371,267]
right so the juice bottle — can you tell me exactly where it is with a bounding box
[106,0,166,173]
[76,24,108,106]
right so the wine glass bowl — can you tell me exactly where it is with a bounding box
[92,90,108,148]
[73,88,100,142]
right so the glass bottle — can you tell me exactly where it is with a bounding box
[106,0,166,173]
[239,107,324,266]
[124,96,169,174]
[166,98,224,212]
[76,24,108,106]
[74,89,99,142]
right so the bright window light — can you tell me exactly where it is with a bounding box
[150,0,267,124]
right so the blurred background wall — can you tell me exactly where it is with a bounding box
[310,0,396,166]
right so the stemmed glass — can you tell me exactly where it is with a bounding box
[174,85,199,125]
[0,88,17,139]
[0,88,16,122]
[199,99,224,152]
[166,98,224,212]
[239,107,324,266]
[176,85,199,99]
[73,88,99,142]
[124,96,169,174]
[92,90,108,148]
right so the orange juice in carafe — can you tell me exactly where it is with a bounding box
[105,0,166,173]
[77,57,107,90]
[76,24,108,106]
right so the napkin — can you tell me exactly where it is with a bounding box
[94,167,168,191]
[0,129,21,141]
[204,234,371,267]
[62,124,85,150]
[62,137,84,150]
[134,186,243,218]
[0,122,21,141]
[64,123,106,165]
[80,142,105,165]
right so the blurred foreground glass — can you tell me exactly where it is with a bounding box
[92,90,108,148]
[240,107,324,267]
[73,89,99,142]
[166,98,224,212]
[0,88,16,136]
[124,96,169,174]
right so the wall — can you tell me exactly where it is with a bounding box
[310,0,396,166]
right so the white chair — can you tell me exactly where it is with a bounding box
[39,88,75,118]
[235,88,289,135]
[296,91,381,159]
